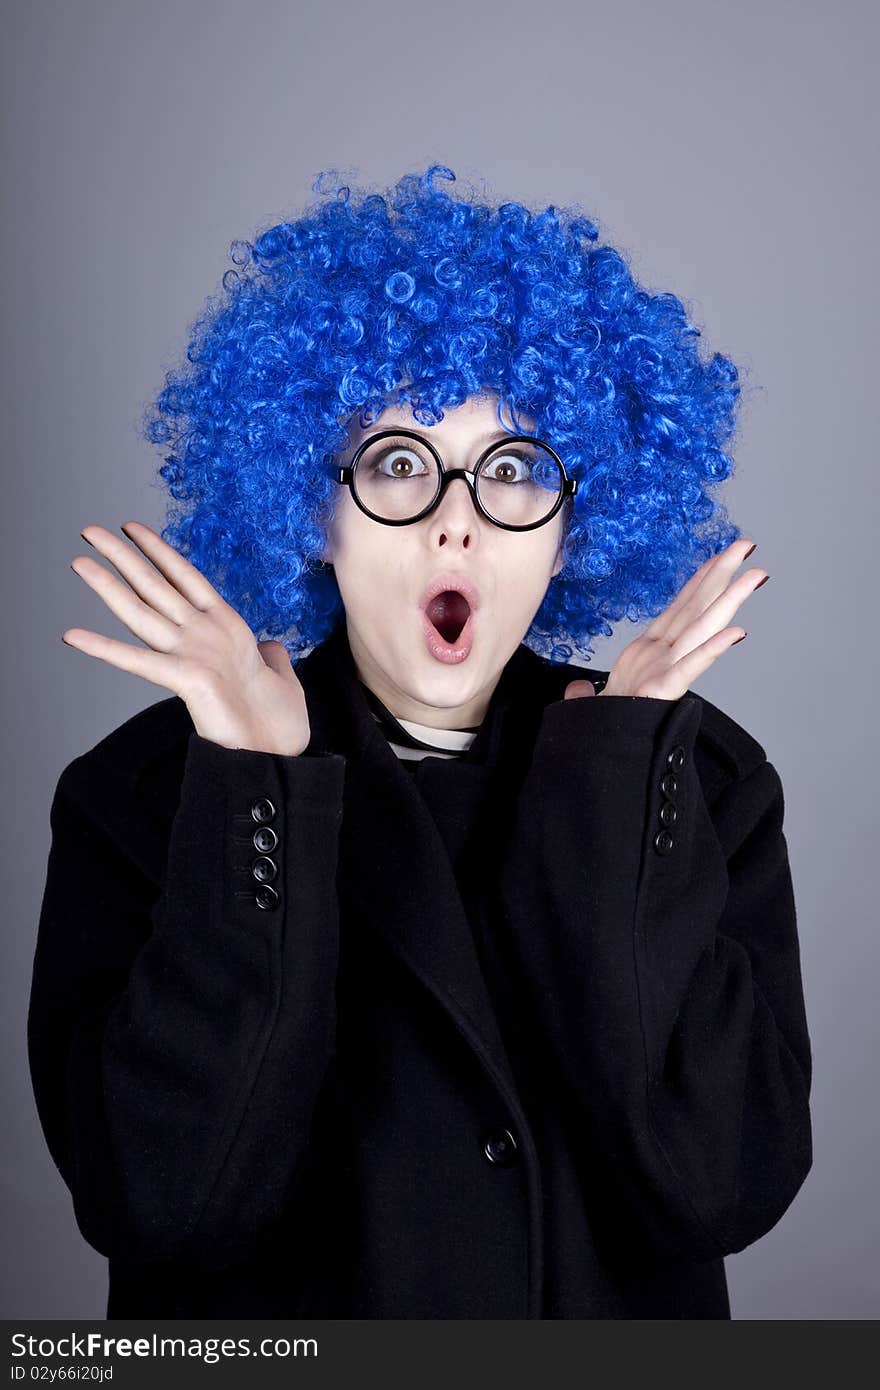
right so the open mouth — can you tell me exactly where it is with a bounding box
[425,590,471,644]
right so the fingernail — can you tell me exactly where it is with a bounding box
[733,632,748,644]
[744,542,757,558]
[754,574,770,589]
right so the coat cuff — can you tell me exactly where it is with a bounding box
[182,732,346,927]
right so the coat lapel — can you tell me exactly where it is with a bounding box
[294,619,584,1106]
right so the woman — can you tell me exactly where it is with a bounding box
[28,164,812,1318]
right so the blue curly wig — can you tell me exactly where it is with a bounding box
[140,162,748,665]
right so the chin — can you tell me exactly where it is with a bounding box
[403,653,485,708]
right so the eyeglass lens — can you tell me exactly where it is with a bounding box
[353,436,563,526]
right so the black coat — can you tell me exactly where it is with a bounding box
[27,620,813,1318]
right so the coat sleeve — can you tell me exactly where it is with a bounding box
[27,730,346,1266]
[497,691,813,1264]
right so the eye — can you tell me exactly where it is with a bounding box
[479,451,534,484]
[364,437,433,479]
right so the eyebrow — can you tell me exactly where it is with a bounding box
[479,429,519,444]
[374,427,523,445]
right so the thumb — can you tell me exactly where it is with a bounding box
[563,678,597,700]
[257,640,295,678]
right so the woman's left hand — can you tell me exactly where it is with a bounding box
[563,537,769,702]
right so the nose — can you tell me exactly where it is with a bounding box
[431,471,480,520]
[423,471,481,545]
[435,468,479,507]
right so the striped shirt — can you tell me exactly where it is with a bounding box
[359,682,481,769]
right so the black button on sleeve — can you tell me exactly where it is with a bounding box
[253,825,278,853]
[654,828,675,855]
[482,1128,518,1166]
[252,855,277,884]
[236,794,281,907]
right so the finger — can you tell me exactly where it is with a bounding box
[258,641,294,678]
[62,627,185,694]
[71,555,181,653]
[117,520,228,613]
[641,548,730,640]
[663,551,765,650]
[81,525,192,625]
[652,537,756,643]
[563,679,597,700]
[645,538,757,645]
[667,567,763,662]
[664,625,748,692]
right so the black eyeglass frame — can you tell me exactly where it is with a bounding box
[334,427,578,533]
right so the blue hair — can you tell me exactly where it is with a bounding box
[140,163,748,665]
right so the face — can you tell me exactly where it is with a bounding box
[321,392,568,728]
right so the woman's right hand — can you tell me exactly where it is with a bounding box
[62,521,312,756]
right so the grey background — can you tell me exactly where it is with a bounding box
[3,0,876,1320]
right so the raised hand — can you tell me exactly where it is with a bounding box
[563,538,768,702]
[62,521,312,755]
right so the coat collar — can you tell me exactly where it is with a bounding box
[297,616,560,768]
[293,619,601,1107]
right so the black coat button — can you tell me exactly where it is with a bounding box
[666,745,686,772]
[252,856,277,883]
[654,828,675,855]
[658,801,677,827]
[255,885,279,910]
[253,825,278,853]
[660,772,678,798]
[251,797,276,824]
[483,1129,518,1166]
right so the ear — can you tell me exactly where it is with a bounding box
[550,512,570,580]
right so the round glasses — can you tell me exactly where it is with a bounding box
[334,428,578,532]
